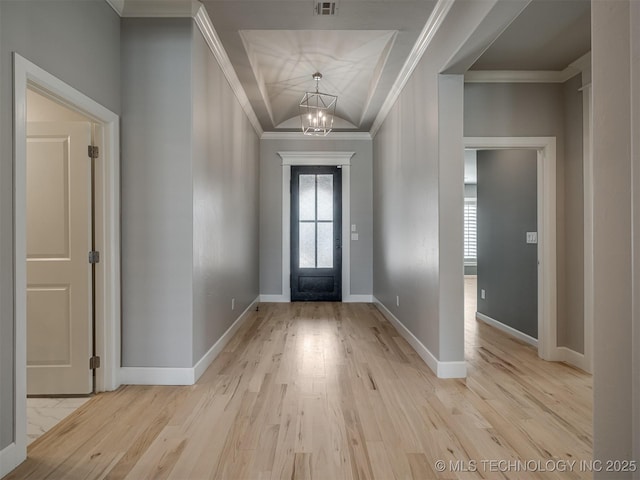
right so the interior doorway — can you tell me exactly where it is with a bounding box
[11,53,121,467]
[463,137,557,361]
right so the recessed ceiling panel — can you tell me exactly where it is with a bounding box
[240,29,396,128]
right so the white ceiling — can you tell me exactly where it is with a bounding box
[239,29,397,128]
[201,0,438,132]
[113,0,592,134]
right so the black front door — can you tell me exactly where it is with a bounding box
[291,165,342,301]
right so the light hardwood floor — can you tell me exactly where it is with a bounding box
[7,282,592,479]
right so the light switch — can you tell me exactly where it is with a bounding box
[526,232,538,244]
[351,224,357,232]
[351,233,359,241]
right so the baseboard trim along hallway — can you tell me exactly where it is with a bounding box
[119,296,260,386]
[475,311,539,347]
[373,297,467,379]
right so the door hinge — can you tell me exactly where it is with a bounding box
[88,145,99,159]
[88,251,100,264]
[89,356,101,370]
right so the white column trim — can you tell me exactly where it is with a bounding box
[464,137,557,362]
[278,151,355,302]
[583,84,594,374]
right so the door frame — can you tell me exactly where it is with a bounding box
[290,165,343,302]
[464,137,557,361]
[12,53,121,463]
[277,151,355,302]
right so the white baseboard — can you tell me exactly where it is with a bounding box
[373,297,467,379]
[259,294,373,303]
[556,346,591,373]
[343,294,373,303]
[119,366,195,386]
[476,312,539,347]
[120,296,259,386]
[193,296,259,381]
[0,442,24,478]
[259,294,289,303]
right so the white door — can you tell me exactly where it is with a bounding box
[26,122,93,395]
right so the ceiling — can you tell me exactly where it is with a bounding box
[197,0,591,134]
[201,0,438,132]
[471,0,591,71]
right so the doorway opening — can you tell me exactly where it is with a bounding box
[290,165,343,301]
[465,148,540,355]
[12,53,121,467]
[25,88,98,442]
[463,137,557,361]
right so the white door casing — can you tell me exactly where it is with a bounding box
[26,122,93,395]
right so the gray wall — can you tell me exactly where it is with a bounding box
[259,138,372,297]
[0,0,120,450]
[464,80,585,353]
[191,25,259,363]
[477,149,538,338]
[121,18,260,368]
[121,19,194,368]
[371,0,518,366]
[592,1,638,475]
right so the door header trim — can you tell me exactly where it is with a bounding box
[278,151,355,166]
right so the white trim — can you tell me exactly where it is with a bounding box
[120,0,200,17]
[278,151,356,302]
[259,294,290,303]
[121,297,259,385]
[465,70,573,84]
[279,151,356,166]
[12,53,121,474]
[193,296,259,381]
[370,0,455,137]
[0,443,21,478]
[464,137,557,362]
[105,0,125,15]
[343,295,374,303]
[583,84,594,374]
[261,131,372,141]
[464,52,591,84]
[119,367,195,386]
[373,298,467,378]
[475,312,538,347]
[193,5,263,137]
[556,347,590,373]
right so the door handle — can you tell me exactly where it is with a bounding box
[336,238,342,249]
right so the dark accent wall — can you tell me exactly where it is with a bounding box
[477,149,538,338]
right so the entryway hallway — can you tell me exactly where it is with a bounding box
[7,300,592,480]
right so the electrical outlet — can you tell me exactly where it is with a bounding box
[231,298,235,310]
[396,295,400,307]
[480,289,486,300]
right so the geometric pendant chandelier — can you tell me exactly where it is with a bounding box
[299,72,337,136]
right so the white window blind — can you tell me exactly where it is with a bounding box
[464,199,477,263]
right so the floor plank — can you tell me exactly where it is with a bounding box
[5,282,592,479]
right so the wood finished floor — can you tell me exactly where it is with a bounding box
[7,279,592,479]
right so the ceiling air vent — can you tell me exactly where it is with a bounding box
[314,1,337,16]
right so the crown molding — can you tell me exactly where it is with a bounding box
[369,0,455,137]
[118,0,201,17]
[261,131,372,141]
[194,6,263,136]
[105,0,125,15]
[103,0,263,136]
[465,51,592,84]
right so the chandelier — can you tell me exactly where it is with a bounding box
[299,72,337,136]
